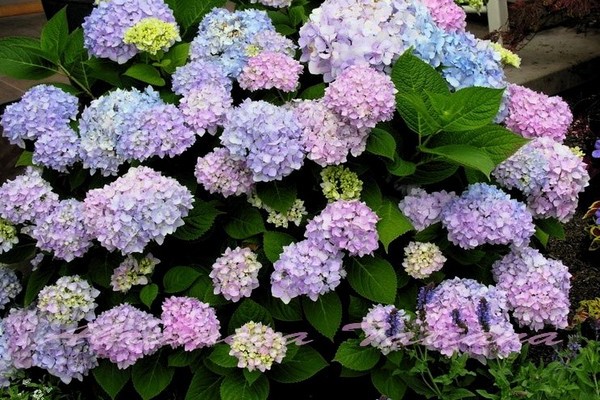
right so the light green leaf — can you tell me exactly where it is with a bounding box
[220,374,269,400]
[366,128,396,161]
[391,49,449,96]
[396,92,441,136]
[208,344,238,369]
[375,199,413,252]
[347,256,398,304]
[227,299,274,334]
[132,353,174,400]
[270,346,328,384]
[93,359,130,400]
[302,292,342,341]
[256,181,297,214]
[15,151,33,167]
[41,7,69,62]
[173,199,223,240]
[163,266,201,293]
[140,284,159,308]
[123,64,165,86]
[0,37,56,79]
[224,205,266,240]
[420,144,495,178]
[162,42,190,73]
[535,217,566,240]
[333,339,381,371]
[185,366,222,400]
[275,24,296,36]
[263,231,296,263]
[299,83,325,100]
[386,153,417,177]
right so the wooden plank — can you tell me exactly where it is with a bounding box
[0,1,43,17]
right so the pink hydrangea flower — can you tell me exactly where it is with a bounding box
[210,247,262,302]
[161,296,221,351]
[238,51,303,92]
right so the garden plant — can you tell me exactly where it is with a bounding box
[0,0,598,399]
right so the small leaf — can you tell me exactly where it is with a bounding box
[299,83,325,100]
[270,346,328,384]
[140,284,159,308]
[386,154,417,177]
[366,128,397,161]
[263,297,303,322]
[173,199,223,241]
[93,359,130,400]
[263,231,296,263]
[24,264,54,306]
[187,274,228,306]
[40,7,69,62]
[375,199,413,252]
[85,57,123,87]
[371,369,407,400]
[208,344,238,369]
[123,64,165,86]
[227,299,274,334]
[168,350,199,367]
[220,373,269,400]
[132,353,174,400]
[256,181,297,214]
[347,256,397,304]
[243,369,262,385]
[224,205,266,240]
[420,144,495,178]
[288,5,306,26]
[162,42,190,73]
[15,151,33,167]
[535,217,566,240]
[0,37,56,79]
[163,266,201,293]
[185,366,222,400]
[275,24,296,36]
[333,339,381,371]
[302,292,342,341]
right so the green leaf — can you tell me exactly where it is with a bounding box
[208,344,238,369]
[224,205,266,240]
[386,153,417,177]
[404,161,459,185]
[535,217,566,240]
[288,5,306,26]
[270,346,328,383]
[534,226,550,247]
[85,57,123,87]
[40,7,69,62]
[123,64,165,86]
[163,266,201,293]
[371,369,407,400]
[168,350,199,368]
[132,353,174,400]
[173,199,223,240]
[366,128,396,161]
[396,92,442,136]
[444,388,477,399]
[375,199,413,252]
[263,231,296,263]
[162,42,190,73]
[391,49,449,96]
[361,179,383,211]
[140,284,159,308]
[420,144,495,178]
[62,28,86,66]
[24,264,54,306]
[187,274,228,306]
[333,339,381,371]
[267,11,289,25]
[228,299,274,333]
[0,37,56,79]
[93,359,130,400]
[220,374,269,400]
[302,292,342,341]
[256,181,297,213]
[243,369,262,385]
[275,24,296,36]
[185,366,222,400]
[167,0,227,37]
[15,151,33,167]
[347,256,398,304]
[263,297,303,322]
[299,83,325,100]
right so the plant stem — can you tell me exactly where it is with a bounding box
[57,64,95,99]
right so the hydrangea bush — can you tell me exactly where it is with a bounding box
[0,0,591,398]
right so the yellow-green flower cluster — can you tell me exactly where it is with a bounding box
[570,146,585,158]
[490,42,521,68]
[248,194,307,228]
[320,165,363,202]
[123,17,180,55]
[0,218,18,254]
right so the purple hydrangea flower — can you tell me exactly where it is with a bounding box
[440,183,535,249]
[492,246,571,331]
[195,147,254,198]
[87,304,163,369]
[504,84,573,142]
[0,218,18,254]
[179,84,232,135]
[220,99,305,182]
[402,241,446,279]
[398,187,457,231]
[111,253,160,292]
[305,199,379,256]
[421,0,467,32]
[0,167,59,225]
[493,137,590,222]
[247,30,296,57]
[592,139,600,158]
[0,320,16,387]
[210,247,262,302]
[30,199,93,262]
[291,100,370,166]
[82,0,178,63]
[270,239,345,304]
[361,305,414,355]
[171,58,232,96]
[32,126,80,173]
[419,278,521,359]
[83,166,194,254]
[323,64,397,129]
[3,308,39,368]
[0,85,78,148]
[238,51,303,92]
[36,275,100,326]
[227,321,287,372]
[0,266,21,311]
[161,296,221,351]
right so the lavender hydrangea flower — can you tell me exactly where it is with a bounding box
[161,296,221,351]
[0,85,78,148]
[30,199,93,262]
[291,100,370,166]
[493,137,590,222]
[323,64,397,129]
[111,253,160,292]
[171,58,232,95]
[32,126,80,173]
[37,276,99,326]
[0,320,16,387]
[398,187,456,231]
[221,99,305,182]
[402,241,446,279]
[83,166,194,254]
[195,147,254,198]
[361,305,414,355]
[247,30,296,57]
[3,308,39,368]
[271,239,345,304]
[503,84,573,142]
[227,321,287,372]
[87,304,163,369]
[421,0,467,32]
[492,246,571,331]
[419,278,521,359]
[440,183,535,249]
[210,247,262,302]
[0,167,59,225]
[179,84,232,135]
[250,0,292,8]
[0,266,21,311]
[305,199,379,256]
[238,51,303,92]
[0,219,18,254]
[82,0,178,63]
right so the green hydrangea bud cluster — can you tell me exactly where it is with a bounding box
[490,42,521,68]
[320,165,363,202]
[123,17,180,55]
[0,218,18,254]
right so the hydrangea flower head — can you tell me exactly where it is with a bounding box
[421,0,467,32]
[0,84,78,148]
[250,0,292,8]
[238,51,303,92]
[195,147,254,198]
[179,84,232,135]
[398,187,456,231]
[0,219,18,254]
[221,99,305,182]
[305,199,379,256]
[87,304,163,369]
[161,296,221,351]
[37,275,100,326]
[210,247,262,302]
[32,126,80,173]
[82,0,178,63]
[323,64,397,129]
[0,320,16,387]
[265,199,307,229]
[111,254,160,292]
[0,266,21,310]
[271,239,345,304]
[402,241,446,279]
[504,84,572,141]
[172,58,232,96]
[440,183,535,249]
[490,42,521,68]
[492,246,571,331]
[361,305,414,354]
[320,165,363,202]
[83,166,194,254]
[123,17,180,55]
[3,308,40,368]
[228,321,287,372]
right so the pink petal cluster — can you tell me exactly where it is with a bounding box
[398,187,457,231]
[421,0,467,32]
[161,296,221,351]
[195,147,254,198]
[238,51,303,92]
[210,246,262,302]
